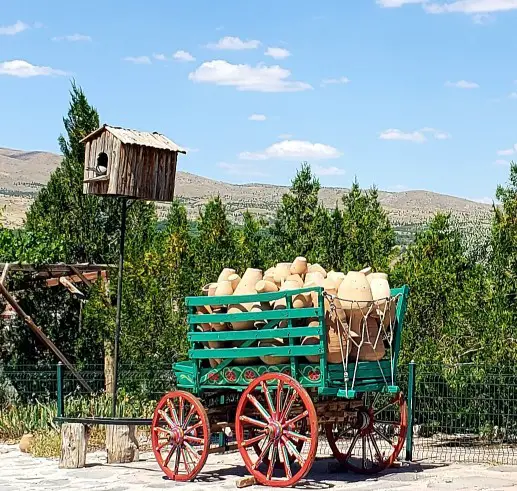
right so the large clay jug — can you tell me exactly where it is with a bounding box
[258,338,290,365]
[217,268,236,283]
[366,272,388,284]
[290,257,308,275]
[327,271,346,290]
[338,271,373,321]
[274,263,292,285]
[370,276,391,313]
[350,316,385,361]
[229,268,263,330]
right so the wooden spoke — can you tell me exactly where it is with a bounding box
[247,393,271,422]
[239,415,268,429]
[152,391,210,482]
[242,432,267,448]
[236,372,318,487]
[283,410,309,428]
[325,392,408,475]
[261,381,276,417]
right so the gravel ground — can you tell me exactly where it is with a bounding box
[2,443,517,491]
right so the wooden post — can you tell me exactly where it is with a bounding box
[106,425,139,464]
[60,423,88,468]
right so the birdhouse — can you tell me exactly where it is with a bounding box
[81,124,186,201]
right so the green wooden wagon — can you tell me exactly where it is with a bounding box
[151,284,410,487]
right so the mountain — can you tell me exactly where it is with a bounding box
[0,147,492,231]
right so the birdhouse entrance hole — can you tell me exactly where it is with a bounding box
[96,152,108,176]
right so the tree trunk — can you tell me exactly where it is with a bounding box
[106,425,139,463]
[104,340,114,393]
[59,423,88,468]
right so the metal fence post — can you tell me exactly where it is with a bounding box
[57,361,64,419]
[406,360,416,462]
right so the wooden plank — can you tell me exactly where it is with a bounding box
[189,344,323,360]
[188,325,323,343]
[188,307,321,325]
[0,263,9,285]
[186,286,323,307]
[59,277,85,297]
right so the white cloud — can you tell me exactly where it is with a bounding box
[188,60,312,92]
[207,36,260,50]
[494,159,510,166]
[497,147,515,156]
[217,162,269,177]
[239,139,342,161]
[425,0,517,14]
[509,92,517,99]
[173,50,196,62]
[321,76,351,87]
[0,59,68,77]
[0,21,29,35]
[248,114,266,121]
[153,53,167,61]
[265,47,291,59]
[278,133,293,139]
[314,165,346,176]
[379,127,450,143]
[124,56,151,65]
[377,0,427,6]
[52,33,91,42]
[445,80,479,89]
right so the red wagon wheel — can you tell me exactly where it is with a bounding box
[151,390,210,481]
[325,391,408,474]
[235,372,318,487]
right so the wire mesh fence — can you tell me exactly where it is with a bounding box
[3,361,517,465]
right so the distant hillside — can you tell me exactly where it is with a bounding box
[0,147,492,234]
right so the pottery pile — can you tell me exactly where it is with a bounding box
[198,258,396,367]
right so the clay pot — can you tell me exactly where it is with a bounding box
[305,271,325,286]
[229,268,263,330]
[258,338,290,365]
[281,278,310,309]
[195,305,212,332]
[308,263,327,278]
[370,276,391,312]
[380,296,397,328]
[327,322,350,364]
[202,283,218,296]
[251,300,272,328]
[350,316,385,361]
[367,272,388,284]
[302,320,322,363]
[323,278,337,295]
[338,271,373,317]
[19,433,33,453]
[209,358,223,368]
[256,280,278,293]
[327,271,346,290]
[290,257,308,275]
[212,280,233,310]
[274,263,292,285]
[286,274,304,288]
[232,341,259,365]
[217,268,236,283]
[228,273,241,291]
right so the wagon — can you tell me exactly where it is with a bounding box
[151,284,410,487]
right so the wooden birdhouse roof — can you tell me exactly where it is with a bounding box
[80,124,187,153]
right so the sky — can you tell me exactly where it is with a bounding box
[1,0,517,203]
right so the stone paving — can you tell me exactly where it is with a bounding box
[2,444,517,490]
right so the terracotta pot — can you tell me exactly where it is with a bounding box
[255,280,278,293]
[290,256,308,275]
[338,271,373,317]
[232,341,259,365]
[229,268,263,330]
[379,296,398,328]
[308,263,327,278]
[258,338,290,365]
[323,278,337,295]
[302,320,322,363]
[264,273,276,284]
[281,278,311,309]
[202,283,218,296]
[209,357,223,368]
[305,271,325,286]
[370,276,391,311]
[264,266,276,277]
[251,300,272,328]
[274,263,292,285]
[366,272,388,284]
[350,316,385,361]
[228,273,241,291]
[286,274,304,287]
[327,323,350,364]
[327,271,346,290]
[217,268,236,283]
[212,280,233,310]
[195,304,212,332]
